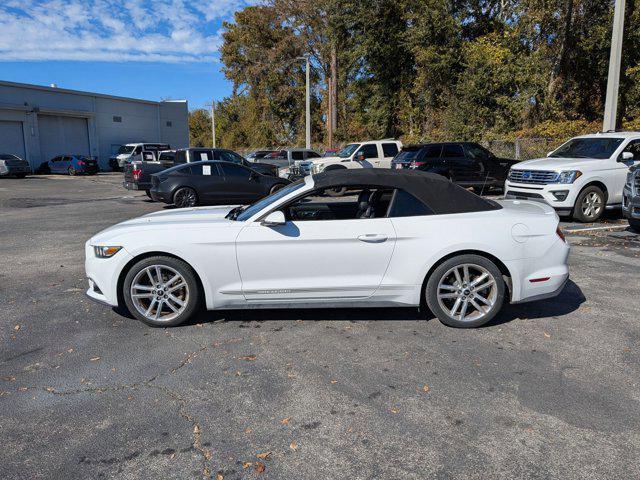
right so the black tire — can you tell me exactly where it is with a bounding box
[68,166,76,176]
[269,183,286,195]
[173,187,198,208]
[145,190,152,199]
[123,256,201,327]
[629,218,640,233]
[573,185,605,222]
[425,254,506,328]
[15,173,27,179]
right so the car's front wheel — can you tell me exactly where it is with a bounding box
[173,187,198,208]
[426,254,505,328]
[123,256,201,327]
[573,185,605,222]
[68,166,76,176]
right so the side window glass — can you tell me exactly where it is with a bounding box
[292,151,304,160]
[359,144,379,159]
[441,145,464,158]
[388,189,433,217]
[382,143,399,157]
[423,145,442,158]
[174,151,186,164]
[307,151,321,158]
[133,146,142,155]
[220,163,251,179]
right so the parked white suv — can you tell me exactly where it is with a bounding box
[302,140,402,175]
[505,132,640,222]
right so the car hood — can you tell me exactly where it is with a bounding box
[513,157,603,171]
[89,205,241,245]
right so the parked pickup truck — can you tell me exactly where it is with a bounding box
[123,148,278,196]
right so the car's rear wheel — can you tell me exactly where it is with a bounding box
[573,186,605,222]
[173,187,198,208]
[123,256,200,327]
[145,190,152,199]
[426,254,505,328]
[629,218,640,233]
[68,166,76,176]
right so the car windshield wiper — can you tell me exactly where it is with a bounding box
[225,206,245,220]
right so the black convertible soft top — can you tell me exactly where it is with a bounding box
[312,168,501,214]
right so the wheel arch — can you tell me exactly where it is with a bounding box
[324,164,347,171]
[419,249,513,307]
[577,180,609,203]
[116,251,207,309]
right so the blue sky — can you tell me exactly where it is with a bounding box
[0,0,256,109]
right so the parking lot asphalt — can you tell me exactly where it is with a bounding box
[1,173,639,480]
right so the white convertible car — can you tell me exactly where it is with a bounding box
[85,169,570,328]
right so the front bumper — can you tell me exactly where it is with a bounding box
[622,185,640,219]
[504,180,578,214]
[85,242,134,307]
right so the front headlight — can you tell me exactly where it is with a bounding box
[556,170,582,184]
[626,172,634,188]
[312,163,323,174]
[0,160,6,167]
[93,246,122,258]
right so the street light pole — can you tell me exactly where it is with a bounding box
[603,0,626,132]
[298,56,311,149]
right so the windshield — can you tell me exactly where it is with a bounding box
[117,145,136,155]
[337,144,360,158]
[549,138,624,159]
[233,181,305,221]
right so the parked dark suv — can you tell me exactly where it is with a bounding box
[392,142,518,192]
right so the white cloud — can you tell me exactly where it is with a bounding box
[0,0,255,63]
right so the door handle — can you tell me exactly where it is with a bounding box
[357,234,388,243]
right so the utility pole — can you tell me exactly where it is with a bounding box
[603,0,626,132]
[204,101,217,148]
[298,56,311,149]
[211,100,216,148]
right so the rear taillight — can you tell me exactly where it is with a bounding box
[556,227,566,242]
[132,168,142,181]
[77,161,85,166]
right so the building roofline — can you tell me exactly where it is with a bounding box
[0,79,187,106]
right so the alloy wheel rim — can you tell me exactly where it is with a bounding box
[175,189,196,207]
[581,192,602,219]
[130,265,189,322]
[436,263,498,322]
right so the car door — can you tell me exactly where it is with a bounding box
[186,163,226,204]
[235,187,397,302]
[615,140,640,200]
[380,142,400,168]
[463,144,500,187]
[219,163,265,202]
[441,144,481,186]
[354,144,378,168]
[48,156,60,173]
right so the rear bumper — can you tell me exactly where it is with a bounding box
[506,238,570,303]
[0,165,31,176]
[123,181,151,191]
[149,187,171,203]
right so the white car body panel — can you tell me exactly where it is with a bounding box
[85,177,569,312]
[307,140,402,173]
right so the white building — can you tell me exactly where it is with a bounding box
[0,80,189,171]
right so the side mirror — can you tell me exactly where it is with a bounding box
[260,210,286,226]
[620,151,634,162]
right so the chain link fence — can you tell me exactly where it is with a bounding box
[235,138,563,161]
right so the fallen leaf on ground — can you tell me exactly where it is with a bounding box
[256,452,271,459]
[2,376,16,382]
[67,348,74,353]
[204,450,213,460]
[254,462,265,473]
[281,417,291,425]
[543,332,551,338]
[245,428,252,434]
[390,407,400,414]
[289,441,298,451]
[330,380,338,384]
[13,325,20,331]
[240,355,257,361]
[44,387,54,392]
[193,425,200,435]
[215,474,223,480]
[18,387,28,392]
[423,385,430,393]
[242,462,252,469]
[90,357,101,362]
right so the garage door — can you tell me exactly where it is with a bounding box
[0,120,26,160]
[38,115,90,164]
